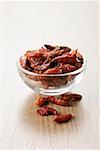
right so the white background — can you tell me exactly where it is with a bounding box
[0,1,99,150]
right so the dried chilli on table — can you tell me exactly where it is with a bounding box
[54,114,73,123]
[37,106,59,116]
[35,97,49,107]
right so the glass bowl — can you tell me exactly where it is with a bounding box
[17,55,86,96]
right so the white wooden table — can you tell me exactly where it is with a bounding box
[0,1,99,150]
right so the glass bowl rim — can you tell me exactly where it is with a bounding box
[17,54,87,77]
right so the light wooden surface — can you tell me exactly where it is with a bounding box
[0,1,99,150]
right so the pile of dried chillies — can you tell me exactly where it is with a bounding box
[20,44,83,74]
[20,44,84,88]
[35,93,82,123]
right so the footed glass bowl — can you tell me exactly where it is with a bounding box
[17,56,86,96]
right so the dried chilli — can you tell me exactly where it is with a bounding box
[54,114,73,123]
[37,106,58,116]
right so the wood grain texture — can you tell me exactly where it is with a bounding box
[0,1,99,150]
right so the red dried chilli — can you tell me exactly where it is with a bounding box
[61,93,82,100]
[48,93,82,106]
[49,97,68,106]
[43,68,62,74]
[37,106,58,116]
[54,114,73,123]
[35,97,49,107]
[60,93,82,106]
